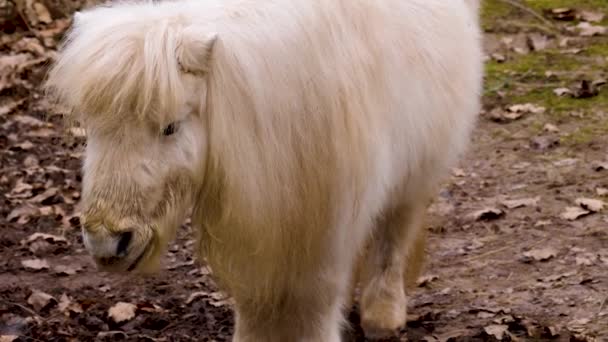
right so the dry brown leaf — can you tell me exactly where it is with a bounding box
[23,155,39,168]
[543,123,559,133]
[575,254,595,266]
[468,207,505,221]
[32,2,52,24]
[21,258,50,271]
[523,247,558,262]
[28,187,58,204]
[483,324,509,340]
[10,178,33,196]
[575,198,604,212]
[553,158,578,167]
[527,33,549,51]
[576,22,607,37]
[553,87,572,97]
[451,168,466,177]
[186,291,210,304]
[0,98,26,116]
[7,204,39,224]
[27,290,56,311]
[53,264,81,276]
[535,220,551,227]
[530,136,559,151]
[508,103,546,115]
[491,53,506,62]
[21,232,68,245]
[58,293,83,315]
[108,302,137,323]
[417,274,439,288]
[592,161,608,171]
[69,127,86,137]
[546,8,577,21]
[0,336,19,342]
[561,206,591,221]
[501,197,540,209]
[13,141,34,150]
[579,10,605,23]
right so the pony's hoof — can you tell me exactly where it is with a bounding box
[360,298,406,340]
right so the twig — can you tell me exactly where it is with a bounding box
[496,0,559,32]
[598,295,607,318]
[0,298,42,319]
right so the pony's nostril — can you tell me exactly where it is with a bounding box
[116,231,132,257]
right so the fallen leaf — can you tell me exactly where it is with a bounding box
[575,198,604,212]
[451,168,466,177]
[27,290,56,311]
[28,187,59,204]
[32,2,52,24]
[21,232,68,245]
[108,302,137,323]
[508,103,546,115]
[573,80,601,98]
[501,197,540,209]
[592,161,608,171]
[6,204,39,224]
[12,141,34,150]
[186,291,209,304]
[575,254,596,266]
[0,336,19,342]
[553,158,578,167]
[468,207,505,221]
[553,87,572,97]
[543,123,559,133]
[576,22,607,37]
[53,264,81,276]
[69,127,86,137]
[579,10,605,23]
[491,53,506,62]
[596,188,608,196]
[483,324,509,340]
[527,33,549,51]
[546,8,577,21]
[417,274,439,287]
[522,247,558,262]
[530,136,559,151]
[21,258,50,271]
[535,220,551,227]
[58,293,84,315]
[561,206,591,221]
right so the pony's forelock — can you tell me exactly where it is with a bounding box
[44,4,187,130]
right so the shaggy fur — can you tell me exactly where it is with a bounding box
[45,0,482,340]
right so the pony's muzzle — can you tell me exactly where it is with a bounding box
[82,226,136,270]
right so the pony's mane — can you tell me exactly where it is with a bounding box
[44,1,187,128]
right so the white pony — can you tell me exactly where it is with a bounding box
[45,0,482,340]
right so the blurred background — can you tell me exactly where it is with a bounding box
[1,0,607,341]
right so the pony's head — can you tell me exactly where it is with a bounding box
[45,5,217,272]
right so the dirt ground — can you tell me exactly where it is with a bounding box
[1,0,608,341]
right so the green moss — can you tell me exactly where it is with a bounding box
[481,0,514,30]
[583,43,608,57]
[524,0,608,12]
[561,126,598,145]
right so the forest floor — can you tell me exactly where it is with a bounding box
[1,0,608,341]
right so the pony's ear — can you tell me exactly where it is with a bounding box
[177,26,218,74]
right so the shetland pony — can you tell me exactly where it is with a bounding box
[45,0,482,340]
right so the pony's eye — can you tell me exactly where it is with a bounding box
[162,122,178,136]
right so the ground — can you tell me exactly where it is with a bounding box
[1,0,607,341]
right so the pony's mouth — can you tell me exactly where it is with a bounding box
[127,241,151,272]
